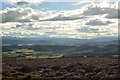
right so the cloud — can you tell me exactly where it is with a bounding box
[77,26,108,33]
[0,8,53,23]
[16,1,29,6]
[2,0,44,6]
[1,1,118,39]
[41,15,86,21]
[85,19,113,26]
[1,1,119,23]
[105,9,120,19]
[1,20,117,39]
[83,6,104,15]
[0,7,87,23]
[81,2,119,19]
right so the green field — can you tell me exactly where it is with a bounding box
[2,49,63,59]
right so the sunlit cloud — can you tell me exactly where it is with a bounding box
[1,0,118,39]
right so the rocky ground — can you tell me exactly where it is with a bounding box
[2,57,120,80]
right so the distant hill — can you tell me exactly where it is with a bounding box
[2,36,118,45]
[2,37,119,56]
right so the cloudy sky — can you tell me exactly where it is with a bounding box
[0,0,119,39]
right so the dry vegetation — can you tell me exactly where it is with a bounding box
[2,57,120,80]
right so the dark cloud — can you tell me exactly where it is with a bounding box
[41,16,86,21]
[82,6,119,19]
[83,6,104,15]
[105,9,120,19]
[85,19,113,26]
[16,1,29,6]
[77,27,108,33]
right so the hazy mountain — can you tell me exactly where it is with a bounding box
[2,36,118,45]
[2,37,119,56]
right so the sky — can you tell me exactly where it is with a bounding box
[0,0,119,39]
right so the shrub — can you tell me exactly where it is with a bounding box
[2,71,12,77]
[19,66,32,73]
